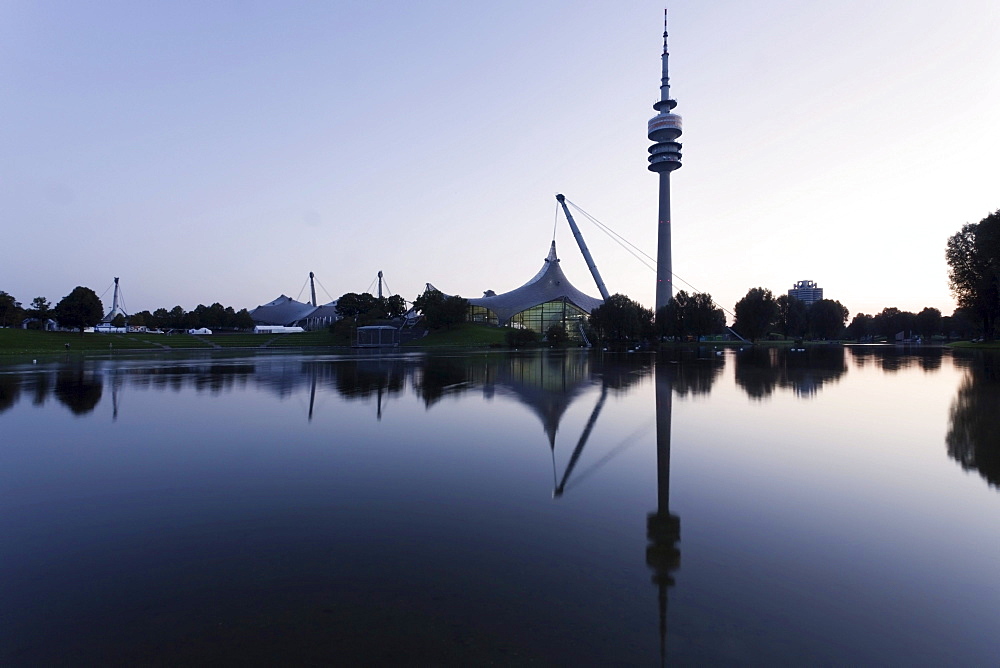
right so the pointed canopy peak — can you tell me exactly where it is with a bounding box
[546,240,560,263]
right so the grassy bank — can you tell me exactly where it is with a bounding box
[0,328,345,357]
[403,323,507,348]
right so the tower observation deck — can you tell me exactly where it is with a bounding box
[649,10,683,311]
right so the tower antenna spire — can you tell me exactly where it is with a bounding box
[660,9,671,105]
[648,8,683,311]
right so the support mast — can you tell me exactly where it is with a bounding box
[556,194,610,301]
[648,10,683,311]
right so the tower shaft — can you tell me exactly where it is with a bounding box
[655,173,673,312]
[647,10,682,312]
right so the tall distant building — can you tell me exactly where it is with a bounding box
[648,10,683,312]
[789,280,823,306]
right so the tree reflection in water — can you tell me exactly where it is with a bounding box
[734,346,848,399]
[849,346,944,373]
[0,373,20,414]
[947,352,1000,488]
[54,364,103,415]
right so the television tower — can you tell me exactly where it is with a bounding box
[648,10,683,311]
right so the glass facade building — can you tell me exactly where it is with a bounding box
[788,280,823,306]
[466,242,603,342]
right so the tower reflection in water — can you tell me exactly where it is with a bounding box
[648,362,680,665]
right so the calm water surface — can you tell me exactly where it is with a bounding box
[1,347,997,665]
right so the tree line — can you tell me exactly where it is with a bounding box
[586,286,965,346]
[0,287,255,333]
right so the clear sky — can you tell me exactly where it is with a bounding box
[3,1,998,319]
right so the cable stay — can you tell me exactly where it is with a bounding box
[313,275,335,303]
[560,198,740,321]
[560,417,655,496]
[564,198,657,272]
[295,276,311,303]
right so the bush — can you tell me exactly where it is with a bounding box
[505,328,540,348]
[545,324,569,347]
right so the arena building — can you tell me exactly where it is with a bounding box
[467,241,604,341]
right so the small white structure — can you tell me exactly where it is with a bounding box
[188,327,213,335]
[253,325,305,334]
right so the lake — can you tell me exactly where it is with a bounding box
[1,347,997,664]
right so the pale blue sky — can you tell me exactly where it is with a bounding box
[3,1,998,318]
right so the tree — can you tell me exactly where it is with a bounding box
[545,324,569,347]
[54,286,103,334]
[111,314,127,327]
[659,291,725,340]
[807,299,849,340]
[232,308,255,330]
[656,290,690,340]
[945,308,979,341]
[27,297,52,330]
[872,307,916,342]
[733,287,778,343]
[847,313,874,342]
[336,292,380,320]
[589,293,653,344]
[0,291,22,328]
[413,289,468,330]
[946,210,1000,339]
[506,327,540,348]
[775,295,808,340]
[915,307,942,341]
[167,306,186,329]
[384,295,407,318]
[688,292,725,339]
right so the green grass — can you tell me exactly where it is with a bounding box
[0,329,222,354]
[949,340,1000,349]
[404,323,508,348]
[266,330,342,347]
[205,334,273,348]
[0,327,353,358]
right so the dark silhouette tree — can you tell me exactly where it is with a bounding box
[505,328,540,347]
[688,292,725,339]
[656,290,691,340]
[384,295,407,318]
[733,287,778,343]
[54,286,103,334]
[807,299,849,340]
[545,324,569,347]
[775,294,808,340]
[413,289,468,330]
[846,313,874,342]
[27,296,52,330]
[0,291,23,327]
[914,307,942,341]
[589,294,653,344]
[943,308,979,341]
[872,307,916,342]
[336,292,380,319]
[946,210,1000,339]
